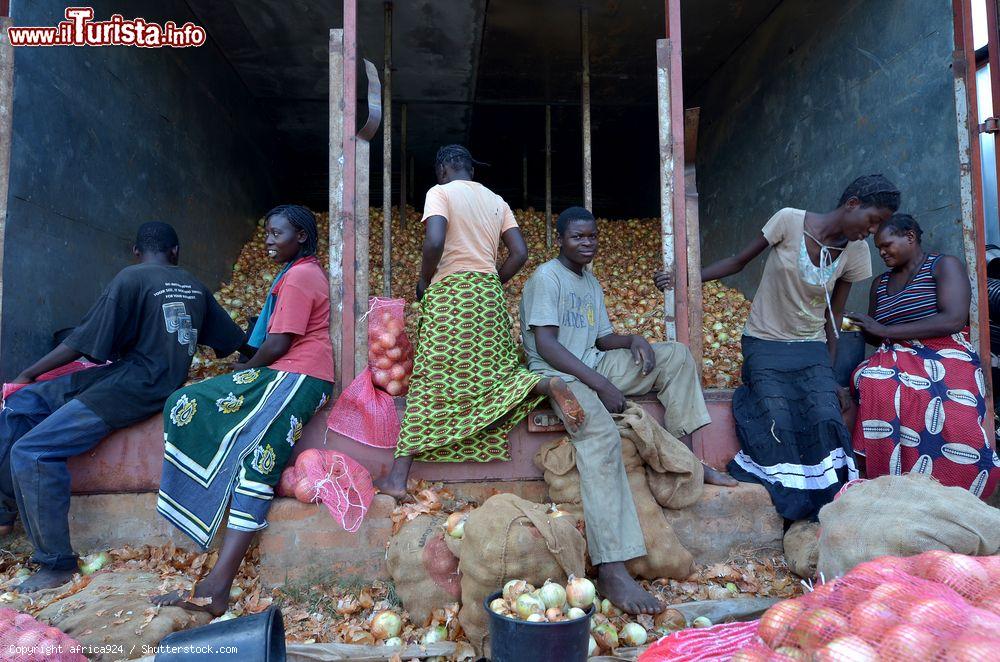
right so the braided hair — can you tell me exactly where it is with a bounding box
[878,213,923,244]
[838,174,901,211]
[435,144,475,173]
[264,204,318,257]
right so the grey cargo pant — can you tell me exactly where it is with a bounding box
[552,341,711,564]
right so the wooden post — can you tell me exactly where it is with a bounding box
[581,5,593,212]
[0,18,14,376]
[399,103,407,226]
[545,105,553,249]
[684,108,702,374]
[329,28,346,396]
[382,1,393,297]
[656,39,677,342]
[341,0,359,389]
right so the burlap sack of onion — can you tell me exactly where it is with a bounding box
[192,208,751,389]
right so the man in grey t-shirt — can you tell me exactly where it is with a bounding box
[520,206,736,615]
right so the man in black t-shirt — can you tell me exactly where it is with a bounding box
[0,223,245,592]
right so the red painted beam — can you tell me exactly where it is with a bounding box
[953,0,995,432]
[342,0,358,387]
[665,0,690,347]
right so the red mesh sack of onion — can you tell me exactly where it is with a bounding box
[639,620,760,662]
[366,298,414,397]
[0,608,87,662]
[326,298,412,448]
[731,551,1000,661]
[276,449,374,533]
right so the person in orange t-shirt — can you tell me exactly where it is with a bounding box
[153,205,334,616]
[375,145,584,498]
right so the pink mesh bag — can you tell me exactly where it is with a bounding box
[639,620,760,661]
[327,367,401,449]
[737,551,1000,661]
[296,449,375,533]
[0,608,87,661]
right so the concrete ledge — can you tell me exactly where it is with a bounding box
[66,391,741,495]
[67,480,780,588]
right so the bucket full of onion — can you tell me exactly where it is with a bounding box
[483,582,594,662]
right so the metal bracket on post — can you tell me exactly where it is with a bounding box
[980,117,1000,133]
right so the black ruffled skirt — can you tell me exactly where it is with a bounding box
[728,335,858,521]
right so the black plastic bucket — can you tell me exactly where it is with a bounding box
[155,605,285,661]
[833,330,865,387]
[484,590,593,662]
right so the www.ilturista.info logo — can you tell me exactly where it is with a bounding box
[7,7,206,48]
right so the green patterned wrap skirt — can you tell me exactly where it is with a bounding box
[157,367,332,548]
[395,271,543,462]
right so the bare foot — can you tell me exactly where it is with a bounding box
[703,463,738,487]
[597,562,664,615]
[16,568,76,593]
[152,584,228,617]
[547,378,585,434]
[373,476,408,501]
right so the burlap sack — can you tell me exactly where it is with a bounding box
[817,474,1000,578]
[36,571,211,661]
[458,493,586,657]
[783,520,820,579]
[386,514,462,626]
[617,404,705,509]
[534,427,695,581]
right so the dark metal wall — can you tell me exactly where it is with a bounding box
[1,0,279,378]
[694,0,963,308]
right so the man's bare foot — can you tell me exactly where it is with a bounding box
[597,562,664,615]
[703,463,738,487]
[16,568,75,593]
[547,378,585,434]
[152,582,228,617]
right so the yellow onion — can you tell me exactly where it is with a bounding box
[371,610,402,639]
[566,576,597,608]
[620,622,648,646]
[538,581,567,610]
[503,579,534,603]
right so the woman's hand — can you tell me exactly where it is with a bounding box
[653,269,673,292]
[629,336,655,375]
[845,312,888,338]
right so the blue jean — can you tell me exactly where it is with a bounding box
[0,381,111,570]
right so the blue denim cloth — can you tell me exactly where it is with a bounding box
[0,380,111,570]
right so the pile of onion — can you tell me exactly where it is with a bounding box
[742,551,1000,661]
[488,575,674,655]
[197,207,750,390]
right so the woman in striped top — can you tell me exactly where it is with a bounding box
[848,214,999,499]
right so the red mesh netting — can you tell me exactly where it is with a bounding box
[296,449,375,533]
[739,551,1000,661]
[327,368,401,448]
[0,608,87,661]
[639,620,760,661]
[366,298,413,397]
